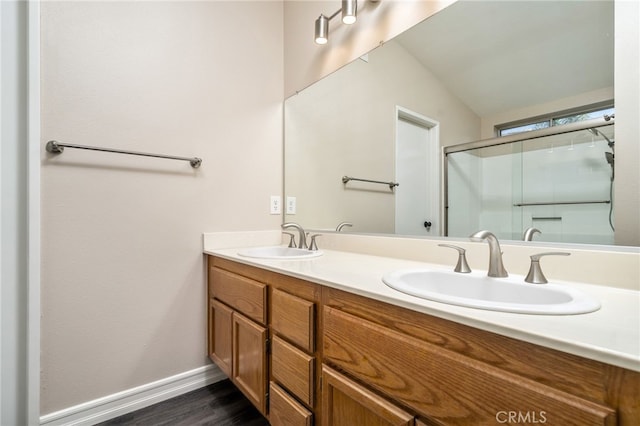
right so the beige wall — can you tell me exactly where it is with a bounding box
[40,1,283,414]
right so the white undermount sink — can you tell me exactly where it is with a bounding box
[382,269,600,315]
[238,246,323,260]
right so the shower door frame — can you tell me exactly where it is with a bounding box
[442,116,614,237]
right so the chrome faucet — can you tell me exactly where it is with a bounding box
[282,222,307,249]
[523,227,541,241]
[469,230,508,277]
[336,222,353,232]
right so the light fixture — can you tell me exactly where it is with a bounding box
[342,0,357,25]
[314,0,367,45]
[315,14,329,45]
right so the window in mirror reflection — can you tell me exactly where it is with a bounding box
[498,104,615,137]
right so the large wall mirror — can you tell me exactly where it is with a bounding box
[284,0,629,246]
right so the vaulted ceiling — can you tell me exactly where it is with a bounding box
[395,0,614,117]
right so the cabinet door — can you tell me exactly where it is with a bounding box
[209,298,233,376]
[322,365,414,426]
[233,311,268,415]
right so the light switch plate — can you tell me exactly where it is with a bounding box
[270,195,281,214]
[286,196,296,214]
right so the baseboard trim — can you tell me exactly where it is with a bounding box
[40,364,226,426]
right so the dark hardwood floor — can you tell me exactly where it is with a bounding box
[95,379,269,426]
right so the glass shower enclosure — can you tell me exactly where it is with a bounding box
[445,118,615,245]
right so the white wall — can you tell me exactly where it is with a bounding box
[40,1,283,415]
[614,0,640,246]
[1,2,29,425]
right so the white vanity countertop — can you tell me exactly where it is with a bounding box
[204,246,640,372]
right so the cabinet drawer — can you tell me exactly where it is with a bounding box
[272,335,315,407]
[272,288,315,352]
[270,382,313,426]
[210,267,267,325]
[323,306,616,425]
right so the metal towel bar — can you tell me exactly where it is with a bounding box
[46,140,202,168]
[342,176,399,190]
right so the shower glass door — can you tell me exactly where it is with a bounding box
[446,123,615,244]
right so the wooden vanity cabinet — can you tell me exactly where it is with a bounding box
[208,256,321,425]
[208,257,639,425]
[208,258,268,415]
[323,304,615,425]
[322,287,638,425]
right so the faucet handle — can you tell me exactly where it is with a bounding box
[525,252,571,284]
[438,244,472,273]
[283,232,296,248]
[308,234,322,251]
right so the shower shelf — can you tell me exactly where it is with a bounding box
[514,200,610,207]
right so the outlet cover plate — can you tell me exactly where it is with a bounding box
[270,196,281,214]
[286,196,296,214]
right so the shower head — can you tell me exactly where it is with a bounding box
[605,151,614,180]
[605,151,614,165]
[587,127,615,149]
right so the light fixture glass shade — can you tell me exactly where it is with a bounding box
[342,0,357,24]
[315,14,329,44]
